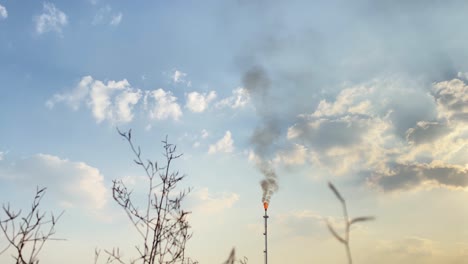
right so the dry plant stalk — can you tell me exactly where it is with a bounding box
[98,129,195,264]
[0,187,63,264]
[326,182,374,264]
[222,248,248,264]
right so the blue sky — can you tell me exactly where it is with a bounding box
[0,0,467,263]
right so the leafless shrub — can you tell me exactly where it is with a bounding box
[222,248,248,264]
[326,182,374,264]
[0,187,63,264]
[97,129,195,264]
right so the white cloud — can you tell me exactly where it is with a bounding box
[46,75,93,110]
[47,76,142,124]
[89,79,135,123]
[208,131,234,154]
[48,76,188,124]
[192,187,239,213]
[115,89,142,123]
[0,154,108,211]
[185,91,216,113]
[312,86,373,118]
[145,89,182,121]
[0,4,7,20]
[110,12,122,26]
[0,151,4,161]
[35,2,68,35]
[216,87,250,109]
[171,70,187,84]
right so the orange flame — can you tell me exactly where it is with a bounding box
[263,202,269,210]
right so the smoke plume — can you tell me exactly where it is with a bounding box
[243,66,280,204]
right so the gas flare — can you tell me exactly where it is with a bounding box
[242,66,280,206]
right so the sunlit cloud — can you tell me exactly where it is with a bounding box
[0,154,108,211]
[285,76,467,192]
[47,76,142,124]
[144,89,182,121]
[208,131,234,154]
[185,91,217,113]
[216,87,250,109]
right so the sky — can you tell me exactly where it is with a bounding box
[0,0,467,263]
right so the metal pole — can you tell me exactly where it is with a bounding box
[264,209,268,264]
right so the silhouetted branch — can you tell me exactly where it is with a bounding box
[0,187,63,264]
[326,182,374,264]
[222,248,248,264]
[97,129,195,264]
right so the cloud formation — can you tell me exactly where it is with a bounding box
[284,76,467,192]
[433,77,468,121]
[46,76,92,110]
[216,87,250,109]
[185,91,217,113]
[89,78,138,123]
[35,2,68,34]
[171,70,187,84]
[369,162,468,192]
[0,4,7,20]
[145,89,182,121]
[47,76,142,124]
[0,154,108,211]
[229,0,468,194]
[208,131,234,154]
[47,74,234,123]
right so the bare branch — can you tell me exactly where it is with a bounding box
[0,187,63,264]
[97,129,195,264]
